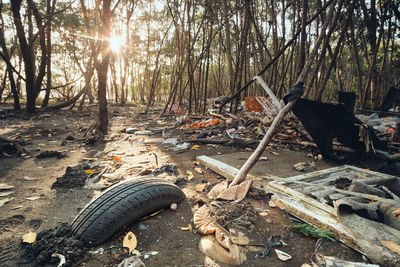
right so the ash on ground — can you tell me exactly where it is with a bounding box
[51,164,91,189]
[19,223,88,267]
[153,164,179,176]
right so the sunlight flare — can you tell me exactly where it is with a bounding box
[109,35,122,52]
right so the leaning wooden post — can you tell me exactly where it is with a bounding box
[229,0,338,187]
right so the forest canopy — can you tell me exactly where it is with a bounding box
[0,0,399,134]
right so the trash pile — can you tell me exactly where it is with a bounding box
[356,112,399,135]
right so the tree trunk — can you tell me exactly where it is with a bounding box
[95,0,112,135]
[11,0,36,112]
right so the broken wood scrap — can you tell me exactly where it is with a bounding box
[187,138,258,149]
[197,156,400,265]
[0,136,26,156]
[298,140,355,153]
[389,153,400,160]
[265,176,389,202]
[242,112,274,126]
[187,139,229,145]
[209,112,229,121]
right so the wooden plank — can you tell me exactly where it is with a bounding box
[197,155,257,180]
[268,183,336,215]
[267,176,389,202]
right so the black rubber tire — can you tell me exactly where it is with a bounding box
[71,177,186,246]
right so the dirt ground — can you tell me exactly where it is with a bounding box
[0,104,365,267]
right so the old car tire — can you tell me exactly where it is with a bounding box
[71,177,186,246]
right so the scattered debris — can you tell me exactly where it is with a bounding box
[256,235,283,258]
[0,191,14,197]
[0,197,13,207]
[186,170,194,180]
[152,164,179,176]
[197,156,400,266]
[20,223,88,266]
[0,183,15,190]
[314,254,379,267]
[24,176,37,181]
[184,118,221,128]
[51,164,91,189]
[180,224,192,231]
[36,150,65,159]
[293,162,307,171]
[275,249,292,261]
[117,256,146,267]
[195,183,207,192]
[135,130,154,135]
[0,137,26,157]
[199,235,246,265]
[25,196,40,201]
[170,203,178,211]
[207,179,252,202]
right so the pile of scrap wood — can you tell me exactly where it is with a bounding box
[197,155,400,266]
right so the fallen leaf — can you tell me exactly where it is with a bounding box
[180,224,193,231]
[22,232,37,243]
[26,196,40,201]
[0,191,14,197]
[191,145,200,150]
[380,240,400,254]
[123,232,137,254]
[112,156,122,162]
[195,183,207,192]
[84,169,96,174]
[0,183,15,190]
[0,197,13,207]
[194,167,203,174]
[269,199,277,208]
[186,170,194,180]
[139,169,153,176]
[275,249,292,261]
[24,176,37,181]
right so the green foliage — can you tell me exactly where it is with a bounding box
[289,223,335,241]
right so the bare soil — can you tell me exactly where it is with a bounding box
[0,104,364,267]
